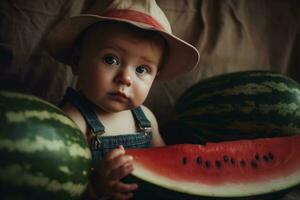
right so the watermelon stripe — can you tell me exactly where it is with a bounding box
[177,89,300,129]
[0,164,86,196]
[59,165,76,175]
[5,110,79,130]
[176,72,300,112]
[179,102,300,118]
[178,106,300,129]
[0,136,91,159]
[183,121,299,136]
[180,114,299,131]
[184,81,300,108]
[182,94,299,117]
[68,142,91,159]
[177,93,293,115]
[1,152,89,183]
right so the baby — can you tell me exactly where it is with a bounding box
[47,0,199,199]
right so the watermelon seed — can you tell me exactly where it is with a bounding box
[205,160,211,168]
[182,157,188,165]
[240,160,246,167]
[196,156,202,165]
[251,160,258,169]
[255,154,260,161]
[230,158,235,165]
[263,155,270,162]
[268,152,274,160]
[223,155,229,163]
[215,160,222,168]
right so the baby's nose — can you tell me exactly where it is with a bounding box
[114,69,133,86]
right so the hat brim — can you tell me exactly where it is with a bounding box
[46,14,200,81]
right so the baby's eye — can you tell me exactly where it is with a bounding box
[102,55,119,66]
[136,65,150,75]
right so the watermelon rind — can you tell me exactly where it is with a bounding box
[125,175,291,200]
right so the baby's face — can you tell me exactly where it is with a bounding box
[77,23,163,113]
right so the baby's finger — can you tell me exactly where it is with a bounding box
[115,181,138,193]
[118,145,125,151]
[112,192,134,200]
[109,163,134,180]
[106,155,134,172]
[103,147,125,161]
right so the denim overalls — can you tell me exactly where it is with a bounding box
[61,87,153,165]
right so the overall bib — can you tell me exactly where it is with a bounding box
[61,87,153,165]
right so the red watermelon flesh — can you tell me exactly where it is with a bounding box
[126,135,300,197]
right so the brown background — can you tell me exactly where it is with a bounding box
[0,1,299,198]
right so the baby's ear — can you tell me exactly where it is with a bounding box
[70,47,80,75]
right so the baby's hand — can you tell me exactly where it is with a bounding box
[92,145,138,200]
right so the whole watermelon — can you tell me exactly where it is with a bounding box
[162,71,300,144]
[0,91,91,200]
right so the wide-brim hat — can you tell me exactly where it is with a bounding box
[46,0,200,80]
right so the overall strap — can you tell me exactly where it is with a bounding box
[62,87,105,134]
[131,107,152,134]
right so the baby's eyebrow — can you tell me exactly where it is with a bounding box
[139,56,158,66]
[98,43,125,53]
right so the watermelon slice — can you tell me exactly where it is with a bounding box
[126,135,300,198]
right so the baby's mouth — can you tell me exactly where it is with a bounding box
[108,91,129,102]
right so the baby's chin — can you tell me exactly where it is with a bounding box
[95,102,137,114]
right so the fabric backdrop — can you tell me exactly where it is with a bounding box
[0,0,300,199]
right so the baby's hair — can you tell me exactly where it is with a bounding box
[74,21,169,70]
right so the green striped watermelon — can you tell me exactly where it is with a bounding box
[162,71,300,144]
[0,91,91,200]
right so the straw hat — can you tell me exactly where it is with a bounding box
[46,0,200,80]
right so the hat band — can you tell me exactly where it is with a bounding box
[102,9,165,31]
